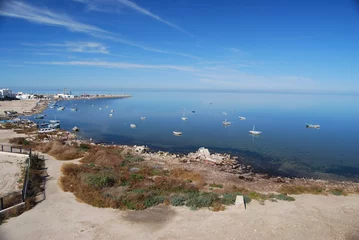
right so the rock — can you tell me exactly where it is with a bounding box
[235,195,246,209]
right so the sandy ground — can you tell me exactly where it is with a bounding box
[0,153,359,240]
[0,100,38,116]
[0,130,26,145]
[0,152,28,198]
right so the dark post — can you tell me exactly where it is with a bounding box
[10,146,12,152]
[0,197,3,210]
[1,145,3,152]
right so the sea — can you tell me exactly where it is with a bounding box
[28,90,359,181]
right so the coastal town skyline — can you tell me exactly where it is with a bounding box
[1,0,359,94]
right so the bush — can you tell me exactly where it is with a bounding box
[9,137,31,146]
[79,143,91,151]
[186,192,218,210]
[330,188,347,196]
[170,195,188,206]
[270,193,295,201]
[279,185,324,195]
[144,195,165,208]
[87,174,116,189]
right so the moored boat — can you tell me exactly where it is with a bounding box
[306,123,320,129]
[38,128,56,133]
[249,125,262,135]
[222,119,231,126]
[173,131,182,136]
[130,124,136,128]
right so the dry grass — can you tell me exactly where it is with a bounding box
[81,148,124,166]
[37,141,83,160]
[170,168,205,187]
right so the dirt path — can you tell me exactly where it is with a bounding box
[1,154,359,240]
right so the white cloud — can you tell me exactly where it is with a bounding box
[32,60,196,72]
[117,0,193,37]
[47,42,109,54]
[73,0,193,36]
[0,1,197,59]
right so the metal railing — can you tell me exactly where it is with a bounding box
[0,144,31,155]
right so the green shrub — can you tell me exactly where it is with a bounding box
[186,192,218,210]
[330,188,347,196]
[87,174,116,188]
[130,173,143,182]
[170,195,188,206]
[144,195,165,208]
[270,193,295,201]
[79,143,91,151]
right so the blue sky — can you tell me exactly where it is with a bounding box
[0,0,358,93]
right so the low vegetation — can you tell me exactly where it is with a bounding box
[37,141,83,160]
[279,185,348,196]
[60,150,297,211]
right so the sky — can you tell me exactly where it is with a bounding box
[0,0,359,93]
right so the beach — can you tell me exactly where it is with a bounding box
[0,100,40,117]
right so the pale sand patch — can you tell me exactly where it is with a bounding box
[0,130,27,145]
[0,100,39,116]
[0,152,28,198]
[0,154,359,240]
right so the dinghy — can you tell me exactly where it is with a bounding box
[130,124,136,128]
[173,131,182,136]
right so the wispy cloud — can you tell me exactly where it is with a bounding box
[117,0,193,37]
[31,61,196,72]
[47,42,109,54]
[0,1,197,58]
[73,0,193,36]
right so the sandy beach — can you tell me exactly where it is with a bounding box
[0,100,39,116]
[0,152,28,198]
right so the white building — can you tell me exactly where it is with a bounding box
[0,88,16,99]
[55,93,75,99]
[16,92,34,100]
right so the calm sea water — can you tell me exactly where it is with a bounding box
[33,91,359,181]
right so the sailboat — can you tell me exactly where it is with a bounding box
[173,131,182,136]
[249,125,262,135]
[141,117,146,120]
[181,108,188,121]
[130,124,137,128]
[222,119,231,126]
[238,116,246,120]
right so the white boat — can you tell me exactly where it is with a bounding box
[173,131,182,136]
[306,123,320,129]
[223,119,231,126]
[57,106,65,111]
[110,110,114,113]
[109,114,113,117]
[181,117,188,121]
[249,125,262,135]
[239,116,246,120]
[130,124,136,128]
[141,117,146,120]
[222,112,227,115]
[38,128,56,133]
[49,120,60,124]
[72,126,79,132]
[70,108,78,111]
[99,108,102,110]
[48,123,60,128]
